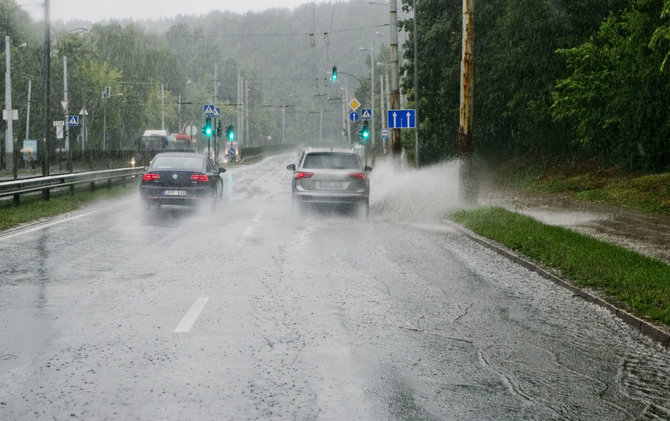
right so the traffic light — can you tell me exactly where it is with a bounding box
[226,125,235,141]
[216,121,223,137]
[360,121,370,143]
[202,117,213,137]
[331,66,337,82]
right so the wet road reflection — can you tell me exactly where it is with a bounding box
[0,155,668,420]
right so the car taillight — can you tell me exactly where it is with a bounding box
[190,174,210,182]
[142,173,160,181]
[349,173,366,181]
[295,172,314,179]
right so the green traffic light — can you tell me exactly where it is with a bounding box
[227,125,235,140]
[204,117,212,137]
[361,122,370,139]
[332,66,337,81]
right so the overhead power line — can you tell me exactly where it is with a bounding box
[89,24,390,39]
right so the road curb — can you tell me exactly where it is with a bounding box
[445,220,670,348]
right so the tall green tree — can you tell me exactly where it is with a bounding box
[400,0,628,166]
[553,0,670,170]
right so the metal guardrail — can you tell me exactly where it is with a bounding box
[0,167,145,206]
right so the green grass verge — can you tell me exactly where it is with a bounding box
[0,183,138,231]
[492,159,670,215]
[449,206,670,325]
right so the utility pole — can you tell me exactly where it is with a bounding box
[344,79,351,145]
[42,0,51,188]
[245,79,249,145]
[413,0,419,168]
[4,36,14,171]
[239,72,243,149]
[370,42,376,164]
[103,87,108,152]
[161,84,165,130]
[63,55,71,172]
[214,64,218,163]
[389,0,401,166]
[459,0,476,204]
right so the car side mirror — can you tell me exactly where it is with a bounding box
[364,165,372,172]
[218,167,226,173]
[286,164,296,171]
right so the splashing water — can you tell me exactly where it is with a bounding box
[370,160,462,223]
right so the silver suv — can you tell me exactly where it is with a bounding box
[286,148,372,215]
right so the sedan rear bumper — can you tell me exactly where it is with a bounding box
[140,186,213,206]
[293,192,368,204]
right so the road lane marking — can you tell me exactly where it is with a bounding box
[241,212,263,238]
[174,297,209,333]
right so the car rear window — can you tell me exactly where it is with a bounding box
[151,156,204,170]
[302,152,360,169]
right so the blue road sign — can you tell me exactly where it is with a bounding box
[67,115,79,127]
[360,109,372,120]
[203,104,216,117]
[349,111,360,122]
[212,107,220,118]
[381,128,389,139]
[387,109,416,129]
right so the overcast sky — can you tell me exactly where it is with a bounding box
[17,0,326,23]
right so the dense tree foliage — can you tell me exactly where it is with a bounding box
[553,0,670,170]
[4,0,670,171]
[399,0,670,171]
[1,0,392,165]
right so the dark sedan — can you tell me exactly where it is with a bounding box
[139,152,225,208]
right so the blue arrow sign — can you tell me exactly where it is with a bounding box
[349,111,359,122]
[360,109,372,120]
[67,115,79,127]
[387,109,416,129]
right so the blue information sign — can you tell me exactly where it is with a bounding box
[387,109,416,129]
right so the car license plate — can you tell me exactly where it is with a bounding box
[163,190,186,196]
[320,181,343,189]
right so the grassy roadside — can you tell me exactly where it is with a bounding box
[449,207,670,325]
[492,159,670,215]
[0,183,138,231]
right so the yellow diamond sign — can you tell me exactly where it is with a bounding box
[348,98,361,111]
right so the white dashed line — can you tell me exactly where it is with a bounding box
[174,297,209,333]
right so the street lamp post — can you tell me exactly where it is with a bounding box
[103,88,108,153]
[42,0,51,188]
[4,36,16,172]
[63,55,71,172]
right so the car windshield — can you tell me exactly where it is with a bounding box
[302,152,360,170]
[151,156,204,170]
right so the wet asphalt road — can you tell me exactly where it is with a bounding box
[1,155,669,420]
